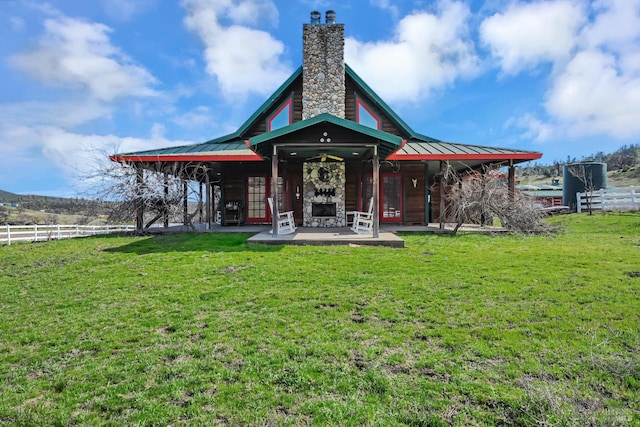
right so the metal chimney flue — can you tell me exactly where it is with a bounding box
[310,11,321,24]
[325,10,336,24]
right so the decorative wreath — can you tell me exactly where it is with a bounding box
[318,167,330,182]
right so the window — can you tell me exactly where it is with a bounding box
[267,97,293,131]
[356,98,380,130]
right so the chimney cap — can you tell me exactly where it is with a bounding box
[325,10,336,24]
[310,11,321,24]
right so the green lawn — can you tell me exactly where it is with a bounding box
[1,213,639,426]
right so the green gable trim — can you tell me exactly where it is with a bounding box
[249,113,403,159]
[204,67,303,145]
[346,64,440,143]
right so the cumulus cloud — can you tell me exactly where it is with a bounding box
[345,0,480,103]
[181,0,291,99]
[480,0,586,74]
[0,122,194,183]
[545,49,640,139]
[10,16,157,102]
[581,0,640,51]
[491,0,640,146]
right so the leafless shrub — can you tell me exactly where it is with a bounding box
[439,164,556,235]
[79,145,208,232]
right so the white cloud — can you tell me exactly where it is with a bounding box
[480,0,586,74]
[173,106,215,129]
[370,0,400,20]
[345,0,480,103]
[10,16,25,31]
[545,49,640,139]
[181,0,291,99]
[581,0,640,51]
[0,99,111,130]
[0,122,194,183]
[508,113,556,142]
[102,0,154,21]
[507,0,640,145]
[11,16,157,102]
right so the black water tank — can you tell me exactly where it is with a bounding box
[562,162,607,210]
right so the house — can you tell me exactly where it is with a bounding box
[111,11,542,236]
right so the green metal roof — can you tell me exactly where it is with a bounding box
[388,141,542,162]
[110,141,262,162]
[249,113,403,159]
[112,61,541,164]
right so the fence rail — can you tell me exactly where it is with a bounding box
[577,186,638,213]
[1,224,135,245]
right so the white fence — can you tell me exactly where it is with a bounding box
[1,224,135,245]
[577,186,639,213]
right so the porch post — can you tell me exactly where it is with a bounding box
[508,160,516,202]
[271,146,279,236]
[372,146,379,238]
[205,165,211,230]
[439,161,447,230]
[182,179,188,226]
[135,164,144,232]
[163,172,169,228]
[198,182,203,223]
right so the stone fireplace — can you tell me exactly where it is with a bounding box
[303,161,345,227]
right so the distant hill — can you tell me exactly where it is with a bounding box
[0,189,21,202]
[0,189,115,222]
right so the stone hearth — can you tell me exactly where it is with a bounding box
[303,162,345,227]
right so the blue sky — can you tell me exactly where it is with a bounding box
[0,0,638,196]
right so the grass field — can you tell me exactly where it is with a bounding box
[1,213,639,426]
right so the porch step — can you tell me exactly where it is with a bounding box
[247,227,404,248]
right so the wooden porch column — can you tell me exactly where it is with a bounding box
[205,165,211,229]
[480,167,487,226]
[198,182,203,223]
[182,179,188,226]
[163,172,169,228]
[508,160,516,201]
[372,146,379,238]
[271,146,279,236]
[135,165,144,232]
[439,161,447,230]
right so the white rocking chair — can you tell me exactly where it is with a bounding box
[351,197,374,234]
[267,197,296,235]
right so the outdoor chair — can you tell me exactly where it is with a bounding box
[351,197,374,234]
[267,197,296,235]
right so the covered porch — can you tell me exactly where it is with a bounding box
[248,113,404,238]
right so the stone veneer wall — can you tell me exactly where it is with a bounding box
[303,162,346,227]
[302,23,345,120]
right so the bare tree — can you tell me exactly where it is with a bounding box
[437,164,554,234]
[567,164,595,215]
[79,146,208,233]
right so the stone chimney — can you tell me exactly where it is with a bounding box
[302,10,345,120]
